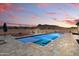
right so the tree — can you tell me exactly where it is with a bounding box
[76,22,79,33]
[3,22,8,35]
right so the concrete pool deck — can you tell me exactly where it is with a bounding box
[0,33,79,56]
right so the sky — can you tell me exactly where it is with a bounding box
[0,3,79,27]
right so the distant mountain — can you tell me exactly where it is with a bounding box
[37,24,67,29]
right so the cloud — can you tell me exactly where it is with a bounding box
[9,15,20,19]
[55,20,76,27]
[0,3,13,13]
[0,3,25,13]
[15,6,25,12]
[44,12,57,16]
[0,20,5,25]
[28,15,39,19]
[4,22,36,27]
[59,8,70,17]
[69,3,79,8]
[64,20,76,25]
[58,8,75,20]
[74,19,79,23]
[37,3,53,8]
[8,14,39,20]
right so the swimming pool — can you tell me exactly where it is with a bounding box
[16,33,62,46]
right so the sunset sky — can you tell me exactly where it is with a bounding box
[0,3,79,27]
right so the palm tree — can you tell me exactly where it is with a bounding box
[76,22,79,33]
[3,22,8,35]
[0,22,8,44]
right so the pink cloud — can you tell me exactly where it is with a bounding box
[15,6,25,12]
[74,19,79,23]
[0,3,13,13]
[9,15,20,19]
[0,3,26,13]
[37,3,52,8]
[6,22,36,27]
[0,4,6,12]
[9,14,38,19]
[65,20,76,25]
[69,3,79,8]
[0,20,4,25]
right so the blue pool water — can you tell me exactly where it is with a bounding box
[17,33,62,46]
